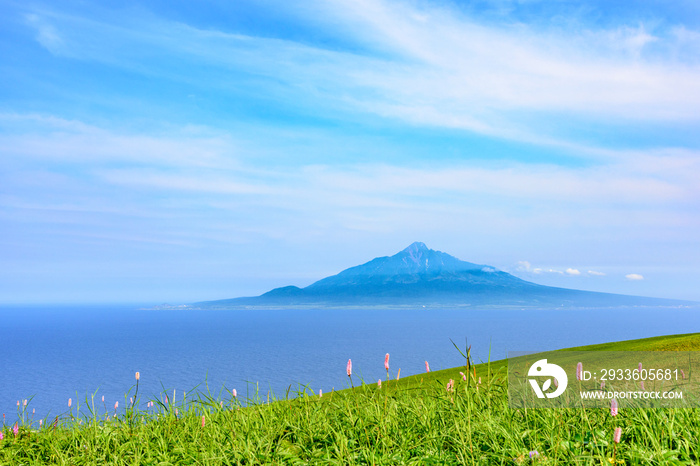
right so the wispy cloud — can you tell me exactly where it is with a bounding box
[21,1,700,156]
[25,13,64,54]
[626,273,645,281]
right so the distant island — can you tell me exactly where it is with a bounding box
[160,242,695,310]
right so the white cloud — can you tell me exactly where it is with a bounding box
[22,1,700,157]
[588,270,606,276]
[516,260,531,271]
[565,268,581,276]
[25,14,65,54]
[625,273,645,281]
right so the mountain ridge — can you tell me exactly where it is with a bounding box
[186,242,694,310]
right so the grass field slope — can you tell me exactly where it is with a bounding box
[2,333,699,464]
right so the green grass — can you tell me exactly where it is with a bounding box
[2,333,700,464]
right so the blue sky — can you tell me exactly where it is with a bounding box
[1,0,699,304]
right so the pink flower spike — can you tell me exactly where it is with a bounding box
[13,424,18,436]
[114,401,119,410]
[378,379,382,389]
[201,415,205,428]
[614,427,622,444]
[681,369,686,379]
[0,431,3,440]
[232,389,237,398]
[165,395,169,405]
[319,389,323,398]
[68,398,72,408]
[459,371,466,381]
[39,420,42,427]
[610,398,618,417]
[641,381,645,391]
[425,361,430,373]
[446,379,454,393]
[576,362,583,381]
[638,362,643,372]
[346,359,352,377]
[23,400,27,407]
[384,353,390,371]
[102,395,105,403]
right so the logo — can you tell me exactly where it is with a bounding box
[528,359,568,398]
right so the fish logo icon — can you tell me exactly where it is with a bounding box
[528,359,567,398]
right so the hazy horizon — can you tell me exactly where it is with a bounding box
[2,0,699,304]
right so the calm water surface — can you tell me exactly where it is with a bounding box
[1,305,698,422]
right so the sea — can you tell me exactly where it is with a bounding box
[1,304,699,424]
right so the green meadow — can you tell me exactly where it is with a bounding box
[2,333,700,465]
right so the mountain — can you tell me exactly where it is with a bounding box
[190,242,692,309]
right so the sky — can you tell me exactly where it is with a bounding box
[1,0,699,304]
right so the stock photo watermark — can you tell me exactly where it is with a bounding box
[508,351,700,409]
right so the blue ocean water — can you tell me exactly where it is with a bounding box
[1,304,699,424]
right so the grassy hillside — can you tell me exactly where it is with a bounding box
[2,333,699,464]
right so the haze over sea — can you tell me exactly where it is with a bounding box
[2,304,698,423]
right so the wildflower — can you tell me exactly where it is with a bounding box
[385,353,390,371]
[378,379,382,389]
[638,362,642,372]
[529,450,539,458]
[114,401,119,410]
[640,381,645,391]
[220,401,223,408]
[102,395,105,403]
[201,415,205,428]
[13,424,18,436]
[39,420,42,427]
[425,361,430,373]
[165,395,169,405]
[130,397,133,405]
[610,398,618,417]
[478,376,481,385]
[232,389,237,398]
[446,379,454,393]
[0,431,3,440]
[346,359,352,377]
[68,398,72,408]
[681,369,686,379]
[459,371,466,381]
[319,389,323,398]
[576,362,583,381]
[614,427,622,443]
[135,371,140,381]
[23,399,27,407]
[175,408,179,416]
